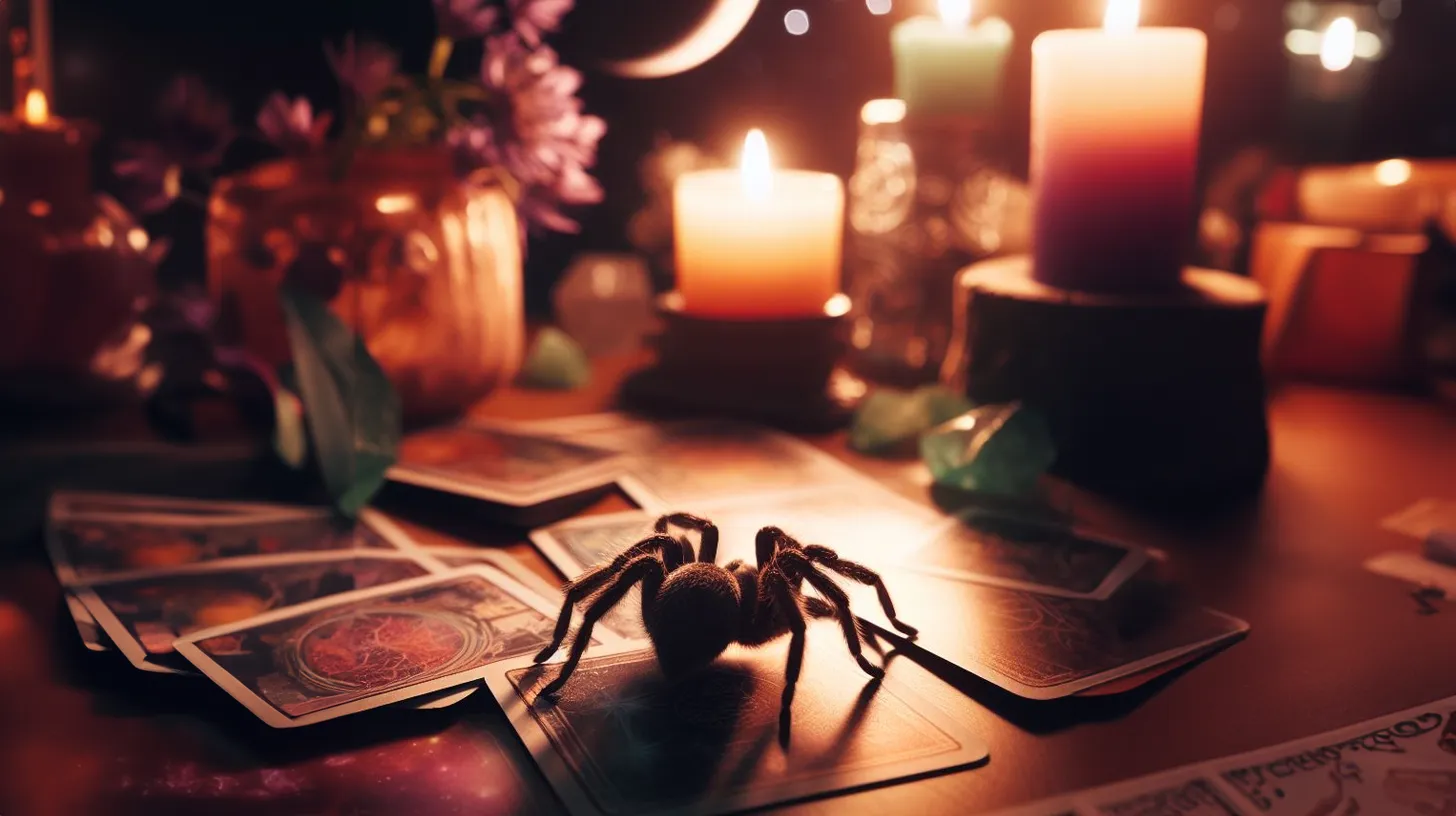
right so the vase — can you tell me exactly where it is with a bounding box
[206,150,523,423]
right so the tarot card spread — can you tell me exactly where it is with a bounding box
[73,551,440,674]
[986,693,1456,816]
[389,422,627,506]
[486,637,988,816]
[174,566,621,728]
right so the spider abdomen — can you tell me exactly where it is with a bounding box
[646,563,741,676]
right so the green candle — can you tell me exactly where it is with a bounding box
[891,1,1013,118]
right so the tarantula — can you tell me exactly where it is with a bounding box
[533,513,919,726]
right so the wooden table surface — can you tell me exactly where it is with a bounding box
[2,359,1454,816]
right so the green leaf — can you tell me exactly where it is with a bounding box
[279,289,402,517]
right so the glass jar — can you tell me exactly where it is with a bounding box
[207,150,523,423]
[844,99,1029,387]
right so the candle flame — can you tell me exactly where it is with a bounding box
[1103,0,1139,34]
[1374,159,1412,187]
[741,129,773,201]
[23,89,49,125]
[1320,17,1357,71]
[938,0,971,28]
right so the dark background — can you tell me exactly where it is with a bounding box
[22,0,1456,309]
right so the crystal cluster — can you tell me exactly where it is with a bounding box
[920,402,1055,495]
[848,385,972,455]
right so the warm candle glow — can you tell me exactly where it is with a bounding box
[1320,17,1357,72]
[1104,0,1140,34]
[1374,159,1412,187]
[938,0,971,28]
[23,89,49,125]
[741,129,772,202]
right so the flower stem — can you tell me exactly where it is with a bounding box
[428,37,454,81]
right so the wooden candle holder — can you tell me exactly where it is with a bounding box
[944,256,1270,506]
[619,293,858,432]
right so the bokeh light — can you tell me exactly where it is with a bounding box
[866,0,893,15]
[784,9,810,36]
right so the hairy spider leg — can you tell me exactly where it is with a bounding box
[654,513,720,564]
[534,534,682,663]
[776,548,884,679]
[801,596,838,619]
[801,544,919,638]
[540,555,667,697]
[762,565,808,734]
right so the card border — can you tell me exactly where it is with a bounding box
[173,564,622,728]
[902,511,1152,601]
[482,639,990,816]
[72,547,443,676]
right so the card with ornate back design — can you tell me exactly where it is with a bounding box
[388,421,627,507]
[848,567,1248,700]
[485,636,988,816]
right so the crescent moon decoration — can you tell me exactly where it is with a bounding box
[603,0,762,79]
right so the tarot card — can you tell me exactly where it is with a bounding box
[1082,768,1247,815]
[388,421,627,507]
[484,635,989,816]
[73,550,442,674]
[1382,499,1456,539]
[1210,695,1456,815]
[848,568,1249,700]
[1365,551,1456,596]
[174,566,623,728]
[612,420,863,509]
[64,592,110,652]
[49,490,329,524]
[421,546,641,644]
[47,507,417,586]
[904,510,1150,600]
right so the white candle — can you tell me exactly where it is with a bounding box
[673,130,845,318]
[1031,0,1207,292]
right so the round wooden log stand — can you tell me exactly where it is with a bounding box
[948,255,1270,507]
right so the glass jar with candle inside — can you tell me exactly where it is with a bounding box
[0,89,158,407]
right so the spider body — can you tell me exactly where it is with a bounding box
[533,513,919,727]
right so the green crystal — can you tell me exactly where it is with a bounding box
[519,327,591,390]
[849,386,974,455]
[920,402,1056,495]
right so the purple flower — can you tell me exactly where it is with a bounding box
[509,0,571,46]
[113,141,182,215]
[155,75,235,171]
[472,35,605,234]
[256,93,334,155]
[434,0,500,40]
[325,35,399,101]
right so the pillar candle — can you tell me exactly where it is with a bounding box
[674,130,845,319]
[1031,0,1207,292]
[891,0,1012,119]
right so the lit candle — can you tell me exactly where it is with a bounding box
[891,0,1013,119]
[1031,0,1207,292]
[0,89,95,222]
[673,130,845,319]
